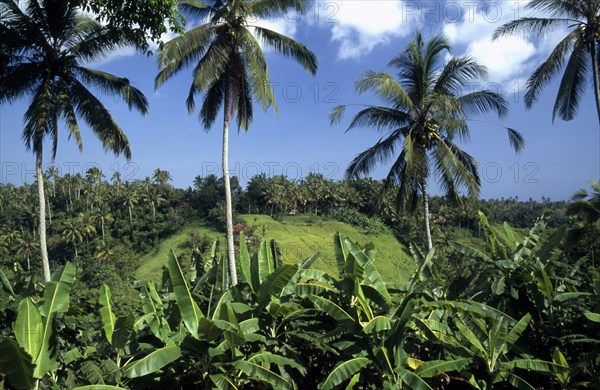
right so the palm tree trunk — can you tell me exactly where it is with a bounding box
[36,152,51,282]
[223,91,238,287]
[590,38,600,175]
[592,38,600,123]
[421,180,433,252]
[101,216,105,241]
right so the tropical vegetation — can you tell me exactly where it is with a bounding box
[155,0,318,286]
[0,0,148,281]
[0,0,599,388]
[331,32,524,251]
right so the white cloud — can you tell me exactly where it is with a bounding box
[443,0,567,86]
[328,0,421,60]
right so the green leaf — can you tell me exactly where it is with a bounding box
[258,240,275,284]
[0,337,35,390]
[398,367,434,390]
[73,386,129,390]
[506,313,532,347]
[344,237,391,302]
[257,265,298,310]
[333,232,349,278]
[362,315,391,334]
[0,269,15,295]
[502,359,569,375]
[552,349,570,385]
[584,312,600,323]
[112,315,134,350]
[39,262,76,317]
[167,250,203,336]
[248,352,307,375]
[501,372,536,390]
[34,262,76,379]
[239,232,254,292]
[99,284,116,345]
[448,241,493,263]
[15,298,43,360]
[310,295,357,331]
[234,360,290,389]
[320,357,371,390]
[122,346,182,378]
[210,374,238,390]
[415,358,471,378]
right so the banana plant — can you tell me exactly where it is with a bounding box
[310,233,467,389]
[0,263,75,389]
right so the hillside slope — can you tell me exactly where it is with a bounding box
[135,215,415,283]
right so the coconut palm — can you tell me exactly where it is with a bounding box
[331,33,524,251]
[0,0,148,281]
[493,0,600,123]
[155,0,318,286]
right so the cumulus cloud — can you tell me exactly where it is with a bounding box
[328,0,421,60]
[442,0,565,87]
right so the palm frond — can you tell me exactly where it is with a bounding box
[329,105,346,125]
[155,24,215,88]
[56,77,82,153]
[434,56,488,95]
[71,21,137,63]
[253,26,317,75]
[524,29,579,108]
[346,106,410,132]
[74,67,148,114]
[553,40,589,121]
[526,0,587,18]
[345,127,406,179]
[355,70,413,111]
[249,0,307,19]
[238,26,275,112]
[459,90,509,118]
[570,188,589,202]
[384,149,420,213]
[22,77,55,156]
[506,128,526,154]
[0,63,41,104]
[199,76,225,129]
[188,30,230,91]
[68,79,132,159]
[433,138,480,199]
[493,17,574,40]
[178,0,213,20]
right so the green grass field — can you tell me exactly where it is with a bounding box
[135,214,416,283]
[135,221,223,281]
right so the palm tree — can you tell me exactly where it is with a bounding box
[121,182,139,223]
[493,0,600,123]
[152,168,172,188]
[0,0,148,282]
[331,33,524,251]
[155,0,318,286]
[61,219,83,260]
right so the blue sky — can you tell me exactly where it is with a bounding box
[0,0,598,200]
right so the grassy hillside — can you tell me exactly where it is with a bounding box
[241,214,415,281]
[135,221,223,281]
[135,214,415,283]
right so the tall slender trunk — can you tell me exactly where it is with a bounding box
[46,197,52,224]
[36,152,51,282]
[128,205,132,223]
[422,180,433,252]
[101,215,105,241]
[223,91,238,287]
[590,38,600,176]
